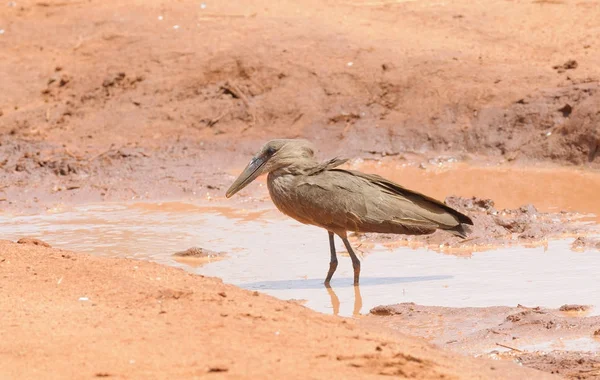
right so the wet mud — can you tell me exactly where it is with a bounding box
[366,303,600,378]
[172,246,227,267]
[572,237,600,252]
[16,236,52,248]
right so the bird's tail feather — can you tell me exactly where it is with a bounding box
[447,224,471,239]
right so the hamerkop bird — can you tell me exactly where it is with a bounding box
[226,139,473,286]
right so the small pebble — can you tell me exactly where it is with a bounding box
[173,25,180,30]
[158,15,163,21]
[78,297,89,301]
[347,61,353,67]
[0,29,5,35]
[200,2,207,9]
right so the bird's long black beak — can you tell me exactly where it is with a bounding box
[226,155,268,198]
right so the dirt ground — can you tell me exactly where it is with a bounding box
[1,0,600,212]
[2,0,600,378]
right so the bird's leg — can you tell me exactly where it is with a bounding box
[341,237,361,285]
[324,231,338,287]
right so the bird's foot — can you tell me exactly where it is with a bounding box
[324,261,338,287]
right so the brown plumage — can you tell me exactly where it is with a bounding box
[226,139,473,286]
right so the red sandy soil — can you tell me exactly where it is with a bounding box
[1,0,600,212]
[0,240,557,379]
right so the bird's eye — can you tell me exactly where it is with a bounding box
[266,146,276,156]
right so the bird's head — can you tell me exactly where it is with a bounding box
[225,139,315,198]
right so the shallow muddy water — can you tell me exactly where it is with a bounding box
[2,164,600,320]
[518,337,600,353]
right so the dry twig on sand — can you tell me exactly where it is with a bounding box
[496,343,523,352]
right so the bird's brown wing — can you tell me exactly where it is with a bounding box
[332,169,473,226]
[288,170,442,235]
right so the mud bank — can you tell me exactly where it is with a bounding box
[366,303,600,378]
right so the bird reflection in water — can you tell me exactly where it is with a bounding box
[326,284,363,317]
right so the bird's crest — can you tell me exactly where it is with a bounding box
[307,157,348,175]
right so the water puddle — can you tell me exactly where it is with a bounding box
[1,205,600,318]
[518,337,600,353]
[1,164,599,318]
